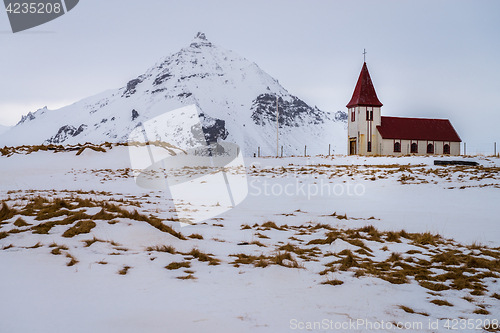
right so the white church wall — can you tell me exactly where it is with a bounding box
[348,106,382,155]
[450,142,461,155]
[378,139,461,156]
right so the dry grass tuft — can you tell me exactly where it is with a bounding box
[146,245,176,254]
[471,289,485,296]
[430,299,453,307]
[0,202,17,221]
[466,255,495,270]
[118,266,131,275]
[307,230,342,246]
[91,209,115,220]
[261,221,286,230]
[473,308,490,315]
[185,248,220,266]
[97,205,185,240]
[229,253,267,267]
[114,247,129,252]
[35,207,71,221]
[321,279,343,286]
[462,295,475,302]
[411,232,441,246]
[51,244,69,255]
[386,231,401,243]
[13,217,30,227]
[380,271,409,284]
[399,305,415,313]
[76,145,106,156]
[62,220,96,238]
[188,233,203,240]
[165,261,191,270]
[177,274,197,280]
[250,240,266,247]
[82,237,104,247]
[355,248,374,257]
[7,228,24,234]
[399,305,429,316]
[59,212,92,225]
[338,250,359,271]
[387,252,402,262]
[255,258,269,268]
[419,281,450,291]
[145,216,185,240]
[271,251,300,268]
[31,210,92,235]
[27,242,43,249]
[31,221,57,234]
[66,253,79,266]
[360,225,382,242]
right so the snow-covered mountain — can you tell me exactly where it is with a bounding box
[0,124,11,136]
[0,32,346,156]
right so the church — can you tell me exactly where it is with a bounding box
[347,62,461,156]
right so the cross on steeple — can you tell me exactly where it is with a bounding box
[363,49,367,63]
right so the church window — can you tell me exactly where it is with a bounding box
[394,141,401,152]
[443,144,450,154]
[427,143,434,154]
[367,141,372,152]
[411,142,418,153]
[351,110,355,122]
[366,110,373,121]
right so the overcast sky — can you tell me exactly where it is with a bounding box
[1,0,499,149]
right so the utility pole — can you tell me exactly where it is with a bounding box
[276,95,279,157]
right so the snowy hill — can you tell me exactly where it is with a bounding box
[0,32,346,156]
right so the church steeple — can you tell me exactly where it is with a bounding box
[346,62,383,108]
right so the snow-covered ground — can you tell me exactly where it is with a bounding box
[1,147,499,333]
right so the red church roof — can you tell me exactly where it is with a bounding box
[377,116,462,142]
[346,62,383,108]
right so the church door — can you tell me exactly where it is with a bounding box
[349,140,357,155]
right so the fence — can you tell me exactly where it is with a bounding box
[253,142,500,158]
[254,144,336,158]
[461,142,498,156]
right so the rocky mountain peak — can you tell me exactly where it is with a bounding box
[190,32,212,48]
